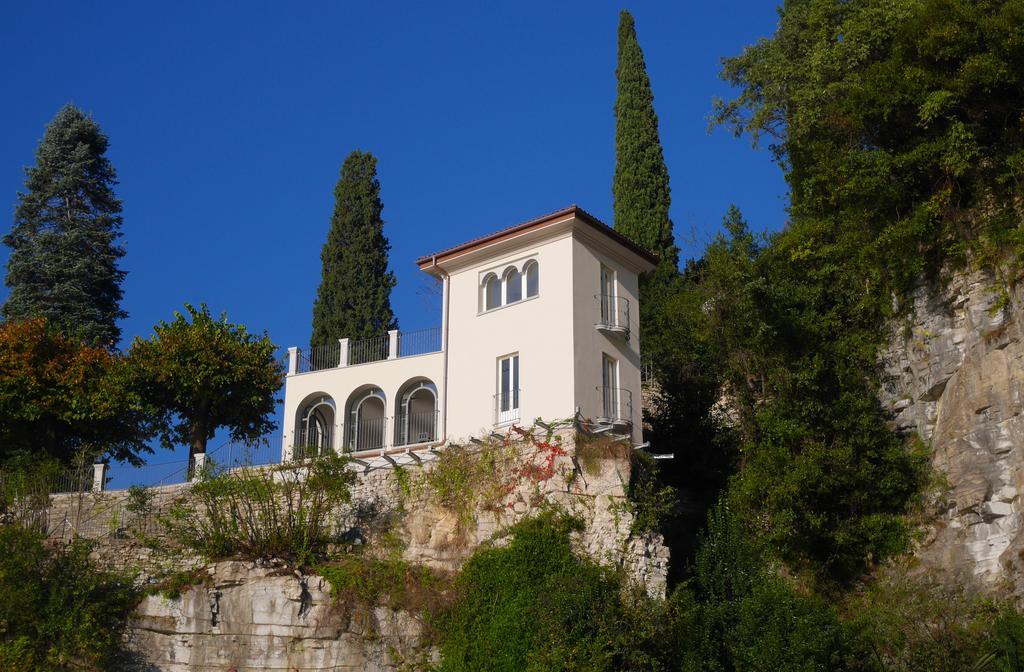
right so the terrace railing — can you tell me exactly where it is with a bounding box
[599,386,633,424]
[398,326,442,357]
[297,342,342,373]
[349,334,390,365]
[394,410,439,447]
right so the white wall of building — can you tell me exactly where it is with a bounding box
[443,232,577,442]
[280,210,651,459]
[281,352,444,460]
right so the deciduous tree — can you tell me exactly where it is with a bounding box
[0,319,150,464]
[126,304,282,463]
[3,105,127,347]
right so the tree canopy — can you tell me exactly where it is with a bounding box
[613,10,678,275]
[126,304,282,461]
[0,319,151,465]
[3,105,127,347]
[311,150,397,347]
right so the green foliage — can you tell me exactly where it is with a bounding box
[626,451,677,535]
[613,11,678,276]
[160,455,354,566]
[437,512,633,672]
[126,303,282,460]
[0,525,138,671]
[3,105,127,347]
[0,318,153,464]
[311,150,397,347]
[318,555,450,614]
[844,568,1024,672]
[669,503,854,671]
[712,0,1024,292]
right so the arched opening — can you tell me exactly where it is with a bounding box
[483,273,501,311]
[346,387,387,452]
[294,394,336,459]
[504,266,522,304]
[524,260,539,298]
[394,379,438,447]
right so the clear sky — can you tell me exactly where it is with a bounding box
[0,2,788,484]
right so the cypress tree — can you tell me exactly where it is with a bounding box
[311,150,397,347]
[3,105,127,346]
[613,10,679,275]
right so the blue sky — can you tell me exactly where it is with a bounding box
[0,2,787,484]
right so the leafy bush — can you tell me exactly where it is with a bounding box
[437,512,631,671]
[317,555,451,614]
[0,525,138,671]
[671,503,855,671]
[161,455,354,565]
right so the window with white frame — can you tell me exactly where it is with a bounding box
[479,259,538,312]
[525,260,539,298]
[602,354,618,419]
[504,266,523,304]
[483,273,501,311]
[496,353,520,424]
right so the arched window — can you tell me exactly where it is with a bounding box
[483,274,501,310]
[524,260,539,298]
[504,266,522,304]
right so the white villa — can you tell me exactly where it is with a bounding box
[281,205,656,462]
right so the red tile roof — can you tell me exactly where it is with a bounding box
[415,205,658,269]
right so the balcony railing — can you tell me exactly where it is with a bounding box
[292,428,335,460]
[297,343,342,373]
[346,416,388,453]
[398,326,442,357]
[494,389,521,425]
[349,334,390,365]
[394,410,439,447]
[289,326,443,375]
[595,294,630,336]
[599,386,633,425]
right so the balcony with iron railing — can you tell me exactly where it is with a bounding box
[290,326,442,375]
[393,410,440,447]
[594,294,630,338]
[291,427,335,461]
[494,389,521,426]
[598,386,633,426]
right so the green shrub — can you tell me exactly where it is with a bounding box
[437,512,629,672]
[160,454,355,565]
[0,525,138,671]
[317,555,451,614]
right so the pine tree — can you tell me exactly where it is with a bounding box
[613,10,679,275]
[3,105,127,347]
[311,151,397,347]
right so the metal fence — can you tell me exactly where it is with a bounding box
[398,326,442,357]
[349,334,390,365]
[298,342,342,373]
[394,410,439,446]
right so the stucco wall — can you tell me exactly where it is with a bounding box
[444,233,578,441]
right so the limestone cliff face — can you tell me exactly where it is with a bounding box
[880,269,1024,589]
[129,561,427,672]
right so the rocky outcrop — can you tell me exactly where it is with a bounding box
[880,268,1024,591]
[128,561,429,672]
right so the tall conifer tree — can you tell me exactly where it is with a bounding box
[613,10,679,275]
[3,105,127,346]
[311,151,397,347]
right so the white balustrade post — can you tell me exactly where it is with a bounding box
[338,338,349,367]
[388,330,399,360]
[91,461,107,493]
[191,453,207,482]
[287,346,299,375]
